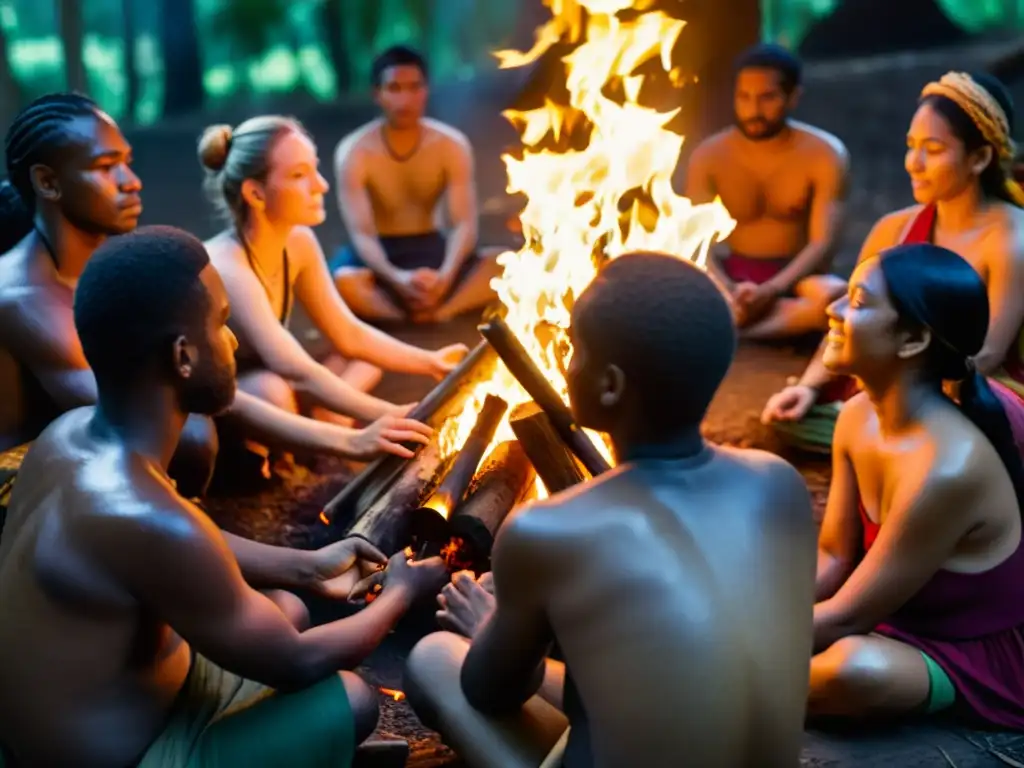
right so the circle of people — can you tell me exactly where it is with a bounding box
[0,42,1023,768]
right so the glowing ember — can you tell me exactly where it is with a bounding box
[379,687,406,701]
[437,0,735,478]
[319,510,330,525]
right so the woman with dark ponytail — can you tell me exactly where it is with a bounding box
[764,71,1024,453]
[809,243,1024,728]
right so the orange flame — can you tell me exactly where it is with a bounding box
[379,687,406,701]
[436,0,735,482]
[319,511,330,525]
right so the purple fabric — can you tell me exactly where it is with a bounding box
[858,503,1024,728]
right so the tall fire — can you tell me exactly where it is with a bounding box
[329,0,739,574]
[436,0,736,474]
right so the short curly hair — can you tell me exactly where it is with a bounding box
[74,226,211,388]
[572,251,736,431]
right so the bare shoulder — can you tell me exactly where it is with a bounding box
[688,126,734,165]
[333,120,382,170]
[0,241,35,303]
[860,205,921,258]
[423,118,471,151]
[991,202,1024,260]
[202,231,248,275]
[286,226,325,266]
[712,444,811,506]
[791,120,849,165]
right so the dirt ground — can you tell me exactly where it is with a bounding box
[4,35,1024,768]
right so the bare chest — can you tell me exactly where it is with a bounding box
[364,153,448,221]
[711,154,814,224]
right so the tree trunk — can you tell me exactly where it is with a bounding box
[122,0,138,121]
[58,0,87,93]
[0,26,23,129]
[160,0,204,116]
[319,0,350,94]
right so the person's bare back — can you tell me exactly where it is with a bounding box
[0,409,192,767]
[525,446,815,766]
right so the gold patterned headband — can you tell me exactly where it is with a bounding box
[920,72,1024,207]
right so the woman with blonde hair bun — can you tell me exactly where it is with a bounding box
[198,116,466,448]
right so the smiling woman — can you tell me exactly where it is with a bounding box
[762,70,1024,453]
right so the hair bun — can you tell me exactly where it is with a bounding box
[197,124,233,172]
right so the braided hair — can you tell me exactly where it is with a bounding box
[0,93,99,253]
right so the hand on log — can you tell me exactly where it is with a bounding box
[350,549,451,607]
[306,536,388,601]
[344,411,433,460]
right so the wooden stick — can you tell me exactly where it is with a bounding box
[509,402,588,494]
[417,394,508,518]
[477,315,610,477]
[323,341,496,523]
[346,439,447,556]
[449,440,536,566]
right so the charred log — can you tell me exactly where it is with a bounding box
[478,315,610,477]
[449,441,536,569]
[346,439,447,556]
[323,341,497,523]
[417,394,508,519]
[510,402,588,494]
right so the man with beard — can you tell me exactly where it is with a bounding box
[685,44,849,340]
[330,46,501,323]
[404,253,816,768]
[0,94,430,498]
[0,227,450,767]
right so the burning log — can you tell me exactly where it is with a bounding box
[418,394,508,520]
[346,438,446,556]
[477,315,611,477]
[323,341,497,523]
[449,440,536,568]
[509,402,588,494]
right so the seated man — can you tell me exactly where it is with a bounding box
[405,253,817,767]
[686,44,848,340]
[0,226,449,767]
[0,93,429,497]
[331,45,501,323]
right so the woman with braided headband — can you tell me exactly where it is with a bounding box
[810,243,1024,726]
[763,71,1024,452]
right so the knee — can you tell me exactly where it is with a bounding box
[404,632,469,728]
[264,590,310,631]
[815,637,891,706]
[805,275,848,307]
[169,414,219,498]
[333,266,372,292]
[339,671,380,744]
[240,371,298,414]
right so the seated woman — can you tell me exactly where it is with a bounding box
[197,117,467,431]
[810,243,1024,727]
[762,71,1024,453]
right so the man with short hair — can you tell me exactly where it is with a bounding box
[0,226,449,767]
[331,45,501,323]
[405,252,817,767]
[686,44,849,340]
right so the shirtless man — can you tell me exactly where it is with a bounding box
[686,44,848,340]
[404,253,816,767]
[0,226,449,768]
[331,45,500,323]
[0,94,429,497]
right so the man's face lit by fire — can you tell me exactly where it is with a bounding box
[375,65,429,131]
[734,68,795,141]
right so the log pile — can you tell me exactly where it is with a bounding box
[330,313,613,571]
